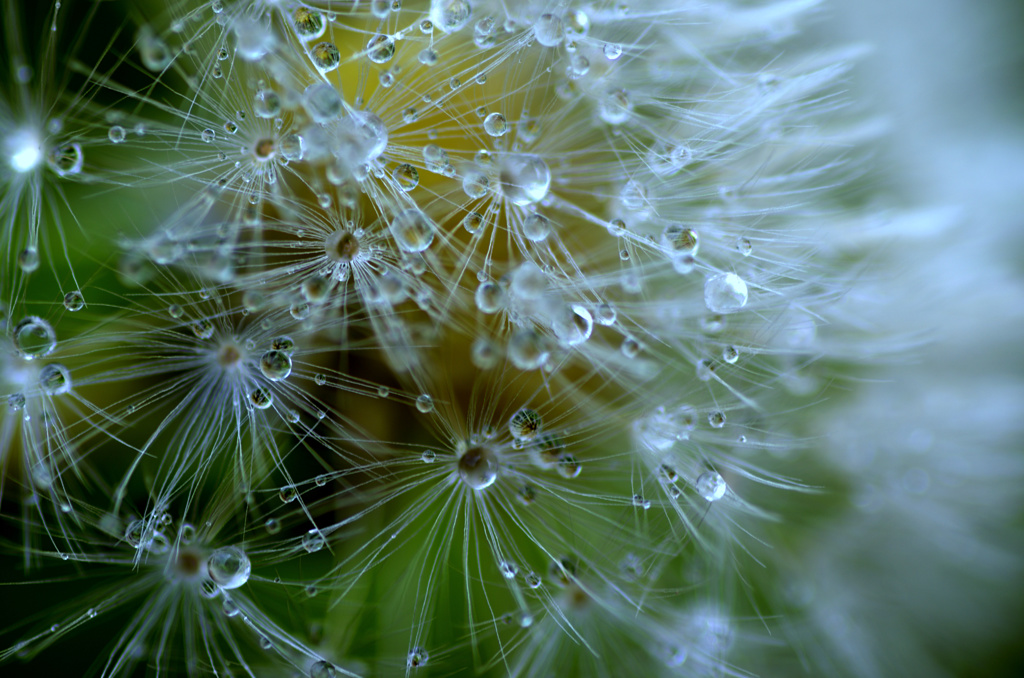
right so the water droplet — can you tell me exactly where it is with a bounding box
[661,224,699,256]
[598,89,632,125]
[7,393,26,411]
[735,237,752,256]
[18,247,39,272]
[39,364,71,395]
[474,281,506,313]
[499,560,518,579]
[259,350,292,381]
[458,445,499,490]
[302,529,325,553]
[310,42,341,72]
[208,546,251,589]
[722,345,739,363]
[421,449,437,463]
[708,411,726,429]
[304,83,343,123]
[392,163,419,191]
[63,290,84,311]
[407,647,429,669]
[483,112,507,137]
[508,328,549,370]
[621,336,642,358]
[222,597,240,617]
[108,125,126,143]
[390,209,435,253]
[632,494,652,509]
[695,471,727,501]
[552,305,593,346]
[704,273,748,313]
[13,317,56,360]
[431,0,472,33]
[557,454,581,479]
[500,154,550,206]
[533,13,564,47]
[418,48,438,66]
[508,408,541,441]
[604,43,623,60]
[366,34,395,63]
[415,394,434,413]
[249,387,273,410]
[293,7,325,39]
[521,213,551,242]
[471,336,501,369]
[46,142,83,176]
[265,518,281,534]
[524,572,542,589]
[310,660,337,678]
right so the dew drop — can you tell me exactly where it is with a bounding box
[533,13,564,47]
[392,163,420,191]
[259,350,292,381]
[367,34,395,63]
[474,281,506,313]
[38,364,71,395]
[13,317,56,360]
[389,209,435,252]
[704,273,748,313]
[695,471,727,501]
[415,394,434,413]
[458,445,499,490]
[483,112,507,137]
[108,125,126,143]
[302,529,325,553]
[62,291,84,312]
[508,408,541,441]
[500,154,550,206]
[208,546,251,589]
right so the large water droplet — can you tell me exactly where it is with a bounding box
[13,317,56,360]
[389,209,435,253]
[704,273,748,313]
[458,445,499,490]
[38,364,71,395]
[500,154,550,206]
[695,471,727,501]
[208,546,251,589]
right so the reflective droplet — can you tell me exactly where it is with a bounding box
[259,350,292,381]
[108,125,126,143]
[474,281,506,313]
[661,225,699,256]
[722,345,739,363]
[310,42,341,72]
[407,646,429,669]
[392,163,419,191]
[521,213,550,242]
[499,560,518,579]
[708,411,726,429]
[533,13,564,47]
[13,317,56,360]
[310,660,337,678]
[46,142,83,176]
[421,449,437,463]
[619,180,648,211]
[254,90,281,118]
[415,394,434,413]
[508,328,549,370]
[208,546,251,589]
[598,89,632,125]
[17,247,39,273]
[704,273,748,313]
[483,112,507,137]
[61,290,85,312]
[293,7,325,40]
[431,0,472,33]
[304,83,343,123]
[508,408,541,441]
[500,154,550,206]
[471,336,501,369]
[557,454,581,479]
[552,305,593,346]
[389,209,435,253]
[249,387,273,410]
[39,364,71,395]
[604,43,623,60]
[695,471,727,501]
[271,336,295,355]
[302,529,325,553]
[458,445,498,490]
[7,393,26,411]
[735,237,752,256]
[367,34,395,63]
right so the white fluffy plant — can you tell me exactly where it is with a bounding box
[6,1,1013,678]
